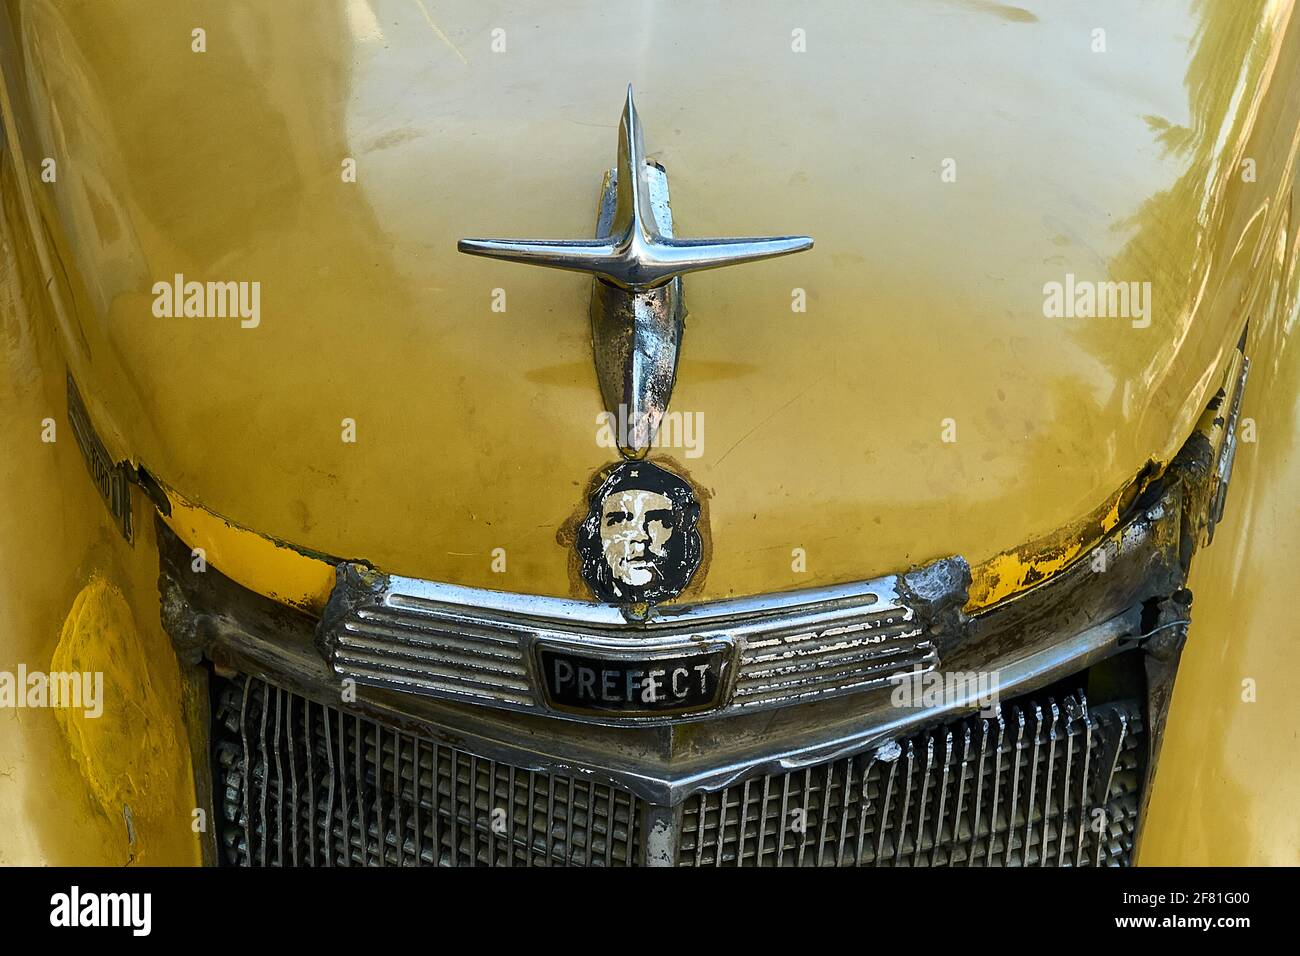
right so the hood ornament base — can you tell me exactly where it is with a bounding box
[589,161,683,458]
[459,87,813,457]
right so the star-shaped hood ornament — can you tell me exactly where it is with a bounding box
[459,86,814,457]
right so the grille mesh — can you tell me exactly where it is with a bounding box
[212,674,641,866]
[211,675,1142,867]
[678,691,1143,866]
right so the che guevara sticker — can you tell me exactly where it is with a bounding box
[575,460,703,606]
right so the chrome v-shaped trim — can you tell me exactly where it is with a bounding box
[458,86,813,289]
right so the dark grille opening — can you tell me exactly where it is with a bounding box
[677,689,1143,866]
[212,673,642,866]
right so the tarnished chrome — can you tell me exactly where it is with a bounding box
[458,88,813,456]
[316,557,969,725]
[588,167,685,457]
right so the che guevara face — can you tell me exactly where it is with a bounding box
[577,461,703,606]
[599,489,677,588]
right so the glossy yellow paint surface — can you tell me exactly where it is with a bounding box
[0,0,1289,605]
[1140,307,1300,864]
[0,0,1297,866]
[1139,69,1300,862]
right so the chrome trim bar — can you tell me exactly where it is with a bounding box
[317,557,969,726]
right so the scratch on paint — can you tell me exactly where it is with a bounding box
[412,0,469,64]
[715,384,815,466]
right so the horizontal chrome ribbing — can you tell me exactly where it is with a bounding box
[318,557,968,725]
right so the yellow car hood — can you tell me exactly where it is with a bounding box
[5,0,1284,604]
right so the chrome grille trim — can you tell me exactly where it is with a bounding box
[318,557,967,724]
[732,604,936,707]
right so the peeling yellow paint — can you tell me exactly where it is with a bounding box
[160,487,337,614]
[966,466,1158,610]
[50,578,199,865]
[972,544,1084,609]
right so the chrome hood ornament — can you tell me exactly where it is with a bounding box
[459,86,813,457]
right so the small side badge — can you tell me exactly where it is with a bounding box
[577,460,702,606]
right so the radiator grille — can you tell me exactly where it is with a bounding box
[211,675,1142,867]
[212,674,641,866]
[678,690,1143,866]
